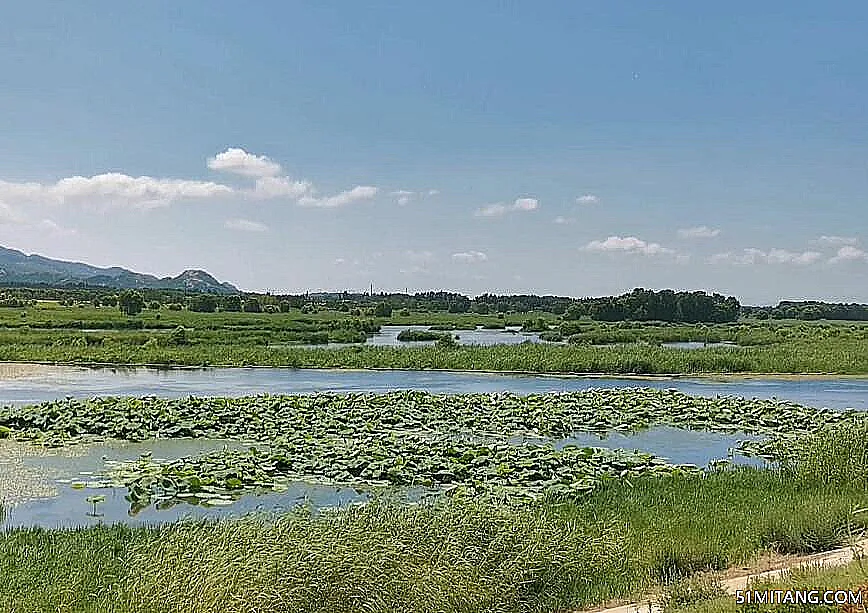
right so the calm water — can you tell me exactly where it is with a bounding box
[0,437,371,530]
[0,427,755,529]
[1,365,863,528]
[0,365,864,409]
[662,341,740,350]
[368,325,536,346]
[309,325,544,348]
[0,439,365,530]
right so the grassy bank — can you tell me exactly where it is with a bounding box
[0,336,866,374]
[2,467,867,612]
[0,305,865,374]
[3,422,868,612]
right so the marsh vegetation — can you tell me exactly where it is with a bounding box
[1,290,867,611]
[2,423,868,612]
[0,300,864,373]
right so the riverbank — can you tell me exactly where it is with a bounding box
[3,458,868,612]
[3,359,868,380]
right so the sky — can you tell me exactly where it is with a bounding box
[0,1,866,305]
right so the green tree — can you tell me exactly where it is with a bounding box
[117,290,144,316]
[242,298,261,313]
[168,326,188,346]
[188,295,217,313]
[373,302,393,317]
[221,295,242,312]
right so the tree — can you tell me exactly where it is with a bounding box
[168,326,188,346]
[471,302,490,314]
[117,290,144,316]
[221,295,242,312]
[373,302,392,317]
[188,295,217,313]
[242,298,262,313]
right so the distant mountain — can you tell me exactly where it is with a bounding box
[0,246,238,294]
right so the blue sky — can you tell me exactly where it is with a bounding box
[0,1,866,304]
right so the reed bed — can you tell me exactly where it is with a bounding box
[0,315,864,374]
[0,339,863,374]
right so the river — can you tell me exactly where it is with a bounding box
[1,364,864,529]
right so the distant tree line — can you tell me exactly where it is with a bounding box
[4,282,867,323]
[742,301,868,321]
[563,289,741,323]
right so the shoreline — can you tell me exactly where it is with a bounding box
[0,360,866,381]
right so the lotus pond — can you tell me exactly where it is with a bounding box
[2,388,864,527]
[0,438,374,529]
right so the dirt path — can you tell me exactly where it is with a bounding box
[581,538,868,613]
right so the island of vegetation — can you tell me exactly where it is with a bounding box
[0,285,863,374]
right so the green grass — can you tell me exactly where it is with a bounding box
[2,465,867,613]
[0,306,865,373]
[0,336,863,374]
[3,426,868,611]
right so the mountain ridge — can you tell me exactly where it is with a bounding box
[0,246,238,294]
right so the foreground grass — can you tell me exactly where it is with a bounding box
[3,467,868,613]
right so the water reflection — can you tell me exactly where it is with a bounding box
[1,425,764,529]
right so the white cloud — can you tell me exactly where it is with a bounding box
[207,148,282,178]
[252,176,312,199]
[390,189,439,206]
[710,248,822,266]
[677,226,720,239]
[57,174,233,208]
[391,190,414,206]
[767,249,822,265]
[829,246,868,264]
[38,219,77,237]
[814,235,860,246]
[0,201,23,224]
[475,197,539,217]
[576,194,599,205]
[298,185,379,208]
[0,173,234,209]
[208,147,322,202]
[583,236,674,256]
[224,218,268,233]
[451,251,488,263]
[475,203,509,217]
[0,149,384,213]
[404,250,435,262]
[513,197,539,211]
